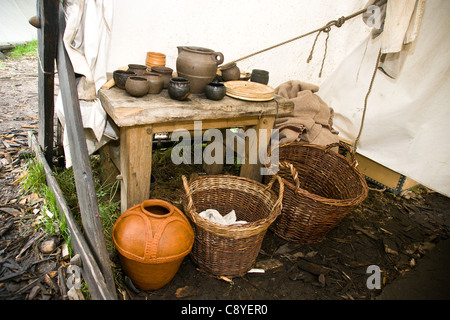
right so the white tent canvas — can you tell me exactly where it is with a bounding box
[58,0,449,196]
[0,0,36,46]
[318,0,450,196]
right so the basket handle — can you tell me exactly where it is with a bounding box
[181,175,197,223]
[325,141,358,167]
[278,161,302,192]
[264,174,285,212]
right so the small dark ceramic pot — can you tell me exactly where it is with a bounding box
[168,77,190,101]
[205,82,226,101]
[127,64,147,76]
[151,66,173,88]
[113,70,136,89]
[125,76,150,97]
[250,69,269,85]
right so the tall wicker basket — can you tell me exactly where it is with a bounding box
[264,142,368,244]
[181,175,283,277]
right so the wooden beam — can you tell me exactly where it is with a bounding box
[36,0,58,167]
[55,3,116,298]
[240,115,276,182]
[28,132,116,300]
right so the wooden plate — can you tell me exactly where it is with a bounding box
[224,81,275,101]
[225,91,274,102]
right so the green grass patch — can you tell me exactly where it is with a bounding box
[53,154,121,252]
[21,151,122,260]
[21,156,72,255]
[9,40,38,59]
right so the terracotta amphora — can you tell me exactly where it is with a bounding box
[112,199,194,290]
[176,46,224,94]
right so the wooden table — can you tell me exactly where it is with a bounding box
[98,87,293,213]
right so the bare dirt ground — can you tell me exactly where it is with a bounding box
[1,55,449,302]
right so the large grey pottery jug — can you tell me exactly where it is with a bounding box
[176,46,224,94]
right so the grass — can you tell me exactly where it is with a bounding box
[20,153,121,255]
[21,156,72,255]
[20,153,121,299]
[9,40,38,59]
[53,153,121,252]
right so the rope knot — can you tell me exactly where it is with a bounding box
[335,16,346,28]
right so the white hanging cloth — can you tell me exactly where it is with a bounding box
[55,0,118,168]
[318,0,450,196]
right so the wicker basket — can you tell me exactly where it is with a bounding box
[181,174,283,277]
[264,142,368,244]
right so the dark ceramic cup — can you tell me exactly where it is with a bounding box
[205,82,226,100]
[168,77,190,101]
[113,70,136,89]
[250,69,269,85]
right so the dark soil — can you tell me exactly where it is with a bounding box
[1,55,449,301]
[117,161,450,300]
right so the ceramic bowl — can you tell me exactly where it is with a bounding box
[240,72,251,81]
[127,64,147,76]
[125,76,150,97]
[113,70,136,89]
[146,52,166,67]
[143,72,164,94]
[220,62,240,81]
[205,82,226,101]
[168,77,190,101]
[150,66,173,88]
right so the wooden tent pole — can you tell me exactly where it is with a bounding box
[36,0,58,167]
[55,2,117,298]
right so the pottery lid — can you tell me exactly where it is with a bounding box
[112,200,194,263]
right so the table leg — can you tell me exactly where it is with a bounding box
[240,115,275,182]
[120,125,153,213]
[202,128,226,175]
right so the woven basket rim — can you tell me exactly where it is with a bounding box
[267,142,368,206]
[181,174,282,239]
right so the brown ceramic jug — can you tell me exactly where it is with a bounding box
[176,46,224,94]
[112,199,194,290]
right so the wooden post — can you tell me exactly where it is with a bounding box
[36,0,58,167]
[55,3,116,298]
[240,115,275,182]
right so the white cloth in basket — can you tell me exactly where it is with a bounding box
[199,209,247,226]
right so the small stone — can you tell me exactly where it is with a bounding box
[70,253,82,267]
[39,238,57,253]
[61,242,70,260]
[67,287,84,300]
[318,273,326,287]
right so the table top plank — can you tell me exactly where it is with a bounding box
[98,87,293,127]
